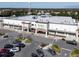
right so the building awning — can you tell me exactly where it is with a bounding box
[21,22,30,24]
[37,28,46,32]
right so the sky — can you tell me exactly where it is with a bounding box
[0,2,79,8]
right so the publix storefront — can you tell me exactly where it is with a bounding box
[35,21,49,37]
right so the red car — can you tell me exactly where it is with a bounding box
[0,48,9,53]
[0,48,15,57]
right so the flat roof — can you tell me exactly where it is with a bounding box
[0,15,76,24]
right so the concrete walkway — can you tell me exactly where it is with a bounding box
[0,28,64,40]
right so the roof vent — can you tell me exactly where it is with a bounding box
[32,16,38,19]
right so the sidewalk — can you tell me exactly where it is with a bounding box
[0,28,63,40]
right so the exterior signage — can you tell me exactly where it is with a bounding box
[37,23,47,29]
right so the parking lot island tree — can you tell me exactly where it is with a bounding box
[16,37,32,44]
[51,44,61,55]
[70,48,79,57]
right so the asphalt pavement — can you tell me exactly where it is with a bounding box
[0,29,77,57]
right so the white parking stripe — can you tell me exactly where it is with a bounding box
[62,48,72,51]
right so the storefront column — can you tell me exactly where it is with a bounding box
[55,28,58,35]
[22,26,24,31]
[45,23,49,37]
[27,24,30,32]
[35,28,37,34]
[35,24,37,34]
[45,29,48,37]
[27,27,29,32]
[76,30,79,42]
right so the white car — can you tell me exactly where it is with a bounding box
[10,47,20,52]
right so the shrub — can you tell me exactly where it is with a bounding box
[51,44,61,53]
[71,49,79,57]
[25,39,32,43]
[16,37,32,43]
[0,33,5,36]
[16,37,25,41]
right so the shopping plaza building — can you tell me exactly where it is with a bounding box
[0,15,79,42]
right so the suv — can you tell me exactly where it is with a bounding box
[66,40,77,46]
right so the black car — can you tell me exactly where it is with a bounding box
[4,44,14,49]
[66,40,77,45]
[6,52,15,57]
[36,49,44,57]
[47,48,56,55]
[31,53,38,57]
[0,51,15,57]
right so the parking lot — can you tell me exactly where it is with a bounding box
[0,29,78,57]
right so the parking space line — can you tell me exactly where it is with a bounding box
[62,48,72,51]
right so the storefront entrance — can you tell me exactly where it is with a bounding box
[37,28,46,34]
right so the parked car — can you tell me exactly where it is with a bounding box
[31,53,38,57]
[66,40,77,45]
[0,48,9,53]
[36,48,44,57]
[0,51,15,57]
[10,47,20,52]
[5,52,15,57]
[47,48,56,55]
[13,42,25,48]
[4,44,14,49]
[0,48,15,57]
[4,44,21,52]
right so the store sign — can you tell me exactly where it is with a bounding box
[38,24,44,28]
[37,23,47,29]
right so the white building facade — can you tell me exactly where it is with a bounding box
[0,15,79,42]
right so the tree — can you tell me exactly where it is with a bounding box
[51,44,61,54]
[70,49,79,57]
